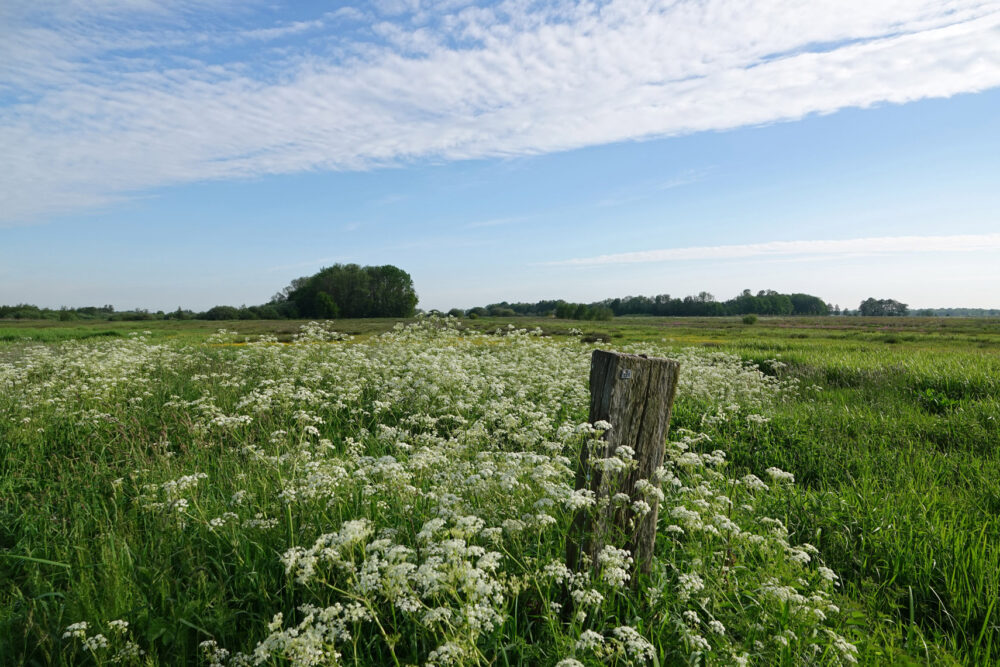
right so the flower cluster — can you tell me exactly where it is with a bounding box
[7,318,853,665]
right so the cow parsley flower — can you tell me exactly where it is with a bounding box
[612,626,654,661]
[765,467,795,483]
[62,622,88,640]
[575,630,605,651]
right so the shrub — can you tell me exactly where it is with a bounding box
[203,305,240,320]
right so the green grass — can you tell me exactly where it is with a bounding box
[0,318,412,343]
[2,315,1000,664]
[0,327,123,343]
[717,350,1000,665]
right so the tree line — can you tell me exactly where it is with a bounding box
[911,307,1000,317]
[457,290,831,320]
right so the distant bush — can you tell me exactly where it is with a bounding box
[203,306,240,321]
[742,314,758,325]
[117,310,156,321]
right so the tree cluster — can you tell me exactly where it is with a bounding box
[272,264,418,319]
[858,298,909,317]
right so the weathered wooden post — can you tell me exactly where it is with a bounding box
[566,350,680,577]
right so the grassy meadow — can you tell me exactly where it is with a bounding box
[2,315,999,665]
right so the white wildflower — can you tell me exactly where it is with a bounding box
[611,626,654,661]
[765,467,795,483]
[62,622,88,640]
[575,630,605,651]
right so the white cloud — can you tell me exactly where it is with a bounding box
[550,233,1000,266]
[2,0,1000,223]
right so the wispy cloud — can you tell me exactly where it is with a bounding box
[3,1,1000,224]
[550,233,1000,266]
[596,168,712,207]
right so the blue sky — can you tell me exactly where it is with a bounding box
[2,1,999,311]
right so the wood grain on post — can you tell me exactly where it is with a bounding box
[566,349,680,577]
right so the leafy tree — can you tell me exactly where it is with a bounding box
[317,293,340,318]
[366,265,419,317]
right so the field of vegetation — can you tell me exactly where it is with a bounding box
[2,315,999,665]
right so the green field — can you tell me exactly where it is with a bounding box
[2,316,999,665]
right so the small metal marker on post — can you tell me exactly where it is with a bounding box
[566,349,680,578]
